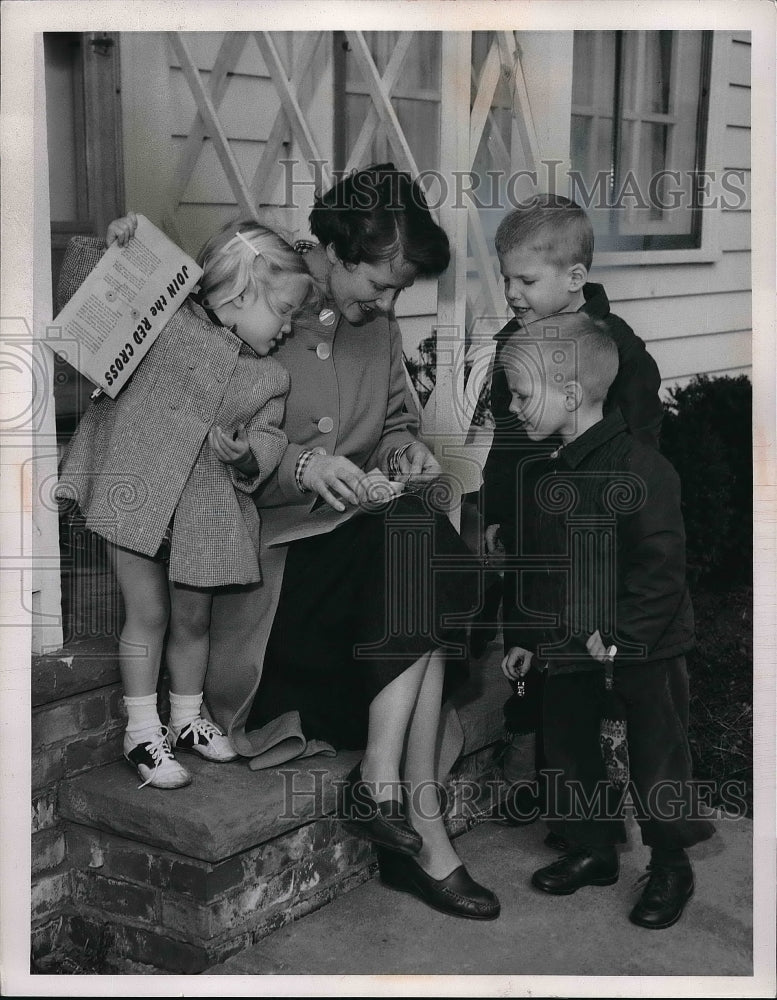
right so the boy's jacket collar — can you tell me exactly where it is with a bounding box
[553,409,627,469]
[493,282,611,344]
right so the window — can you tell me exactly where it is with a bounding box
[570,31,712,251]
[333,32,441,175]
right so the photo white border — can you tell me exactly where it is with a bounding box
[1,1,774,996]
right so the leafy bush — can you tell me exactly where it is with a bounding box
[660,375,752,588]
[403,336,436,408]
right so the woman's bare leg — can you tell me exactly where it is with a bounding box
[360,653,429,803]
[402,648,461,879]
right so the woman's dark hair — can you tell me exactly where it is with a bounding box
[309,163,450,276]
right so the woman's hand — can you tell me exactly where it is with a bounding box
[209,424,257,476]
[501,646,534,682]
[106,211,138,247]
[395,440,442,481]
[302,453,367,512]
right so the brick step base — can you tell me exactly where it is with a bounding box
[54,642,534,973]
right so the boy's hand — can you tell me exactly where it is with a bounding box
[484,523,503,554]
[106,211,138,247]
[209,424,257,475]
[501,646,534,681]
[484,523,505,569]
[586,629,617,664]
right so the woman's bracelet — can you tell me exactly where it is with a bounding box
[388,443,413,477]
[295,449,315,493]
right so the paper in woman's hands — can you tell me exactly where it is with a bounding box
[267,469,405,547]
[49,215,202,398]
[309,468,403,513]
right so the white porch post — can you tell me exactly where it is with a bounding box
[32,34,63,653]
[435,32,473,528]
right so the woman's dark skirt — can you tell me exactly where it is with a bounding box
[246,490,478,749]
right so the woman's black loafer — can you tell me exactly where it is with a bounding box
[378,848,501,920]
[340,763,422,856]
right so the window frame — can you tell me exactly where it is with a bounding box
[573,30,729,267]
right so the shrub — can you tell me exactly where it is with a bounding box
[660,374,752,588]
[403,336,436,408]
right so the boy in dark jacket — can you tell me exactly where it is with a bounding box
[500,312,714,929]
[483,193,663,539]
[480,194,663,829]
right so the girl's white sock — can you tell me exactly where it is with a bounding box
[169,691,204,732]
[123,693,163,744]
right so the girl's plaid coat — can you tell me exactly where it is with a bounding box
[56,237,289,587]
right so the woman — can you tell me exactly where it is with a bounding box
[206,165,499,920]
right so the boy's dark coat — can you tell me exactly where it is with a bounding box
[501,410,695,672]
[481,282,664,529]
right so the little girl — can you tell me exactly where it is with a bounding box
[57,212,318,789]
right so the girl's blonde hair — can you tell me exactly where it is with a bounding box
[196,220,321,314]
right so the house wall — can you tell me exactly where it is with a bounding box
[118,30,751,393]
[589,32,752,392]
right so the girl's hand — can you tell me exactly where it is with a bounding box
[209,424,257,475]
[106,211,138,247]
[501,646,534,681]
[302,453,366,512]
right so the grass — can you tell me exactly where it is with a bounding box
[686,582,753,817]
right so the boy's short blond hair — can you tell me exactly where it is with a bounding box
[503,312,618,405]
[495,194,594,271]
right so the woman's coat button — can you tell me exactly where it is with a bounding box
[316,342,331,360]
[316,417,334,434]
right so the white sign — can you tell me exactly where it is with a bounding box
[49,214,202,398]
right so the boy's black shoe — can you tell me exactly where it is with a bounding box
[531,847,619,895]
[628,863,694,929]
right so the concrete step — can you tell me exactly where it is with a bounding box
[33,635,120,708]
[58,639,511,860]
[55,639,523,972]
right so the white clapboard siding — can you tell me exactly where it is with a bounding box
[652,330,751,385]
[722,126,751,169]
[720,210,751,252]
[173,202,300,256]
[591,249,751,301]
[726,84,751,129]
[121,31,751,389]
[600,33,752,386]
[729,39,752,87]
[613,291,752,344]
[167,31,273,77]
[169,71,282,139]
[394,279,438,319]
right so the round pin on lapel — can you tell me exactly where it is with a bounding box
[318,308,336,326]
